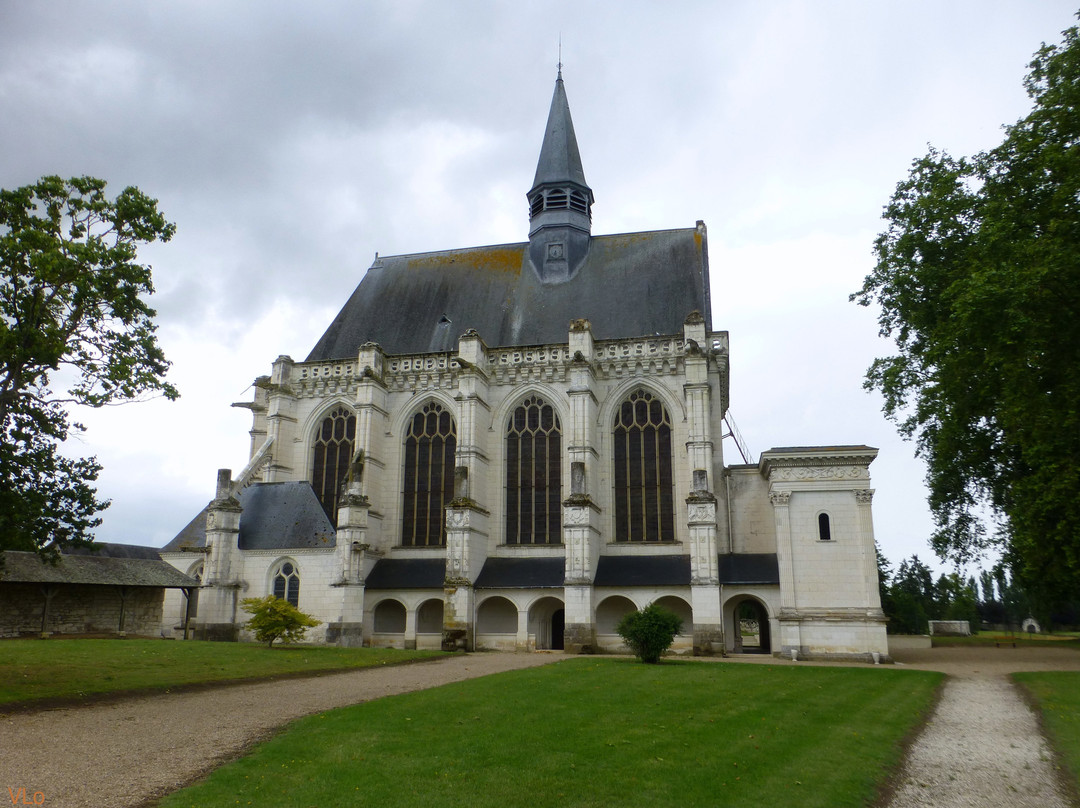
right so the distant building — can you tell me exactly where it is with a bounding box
[161,72,888,660]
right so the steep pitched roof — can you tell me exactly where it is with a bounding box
[531,73,589,192]
[306,225,711,359]
[162,481,336,552]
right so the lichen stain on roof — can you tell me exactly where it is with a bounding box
[306,226,711,360]
[405,245,525,277]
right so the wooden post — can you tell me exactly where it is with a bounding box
[117,586,129,636]
[39,584,56,638]
[182,587,193,640]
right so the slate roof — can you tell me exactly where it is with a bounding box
[162,481,336,552]
[475,557,565,588]
[364,558,446,590]
[591,553,780,587]
[594,555,692,587]
[531,73,589,191]
[718,553,780,585]
[0,544,197,588]
[305,226,711,360]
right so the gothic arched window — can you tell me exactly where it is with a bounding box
[506,396,562,545]
[311,406,356,525]
[613,389,675,542]
[272,560,300,607]
[402,402,457,547]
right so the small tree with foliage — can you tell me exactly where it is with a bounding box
[616,604,682,664]
[241,595,320,648]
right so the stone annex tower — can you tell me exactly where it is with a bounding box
[162,72,889,660]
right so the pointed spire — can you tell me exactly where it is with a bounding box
[530,73,590,193]
[527,71,594,283]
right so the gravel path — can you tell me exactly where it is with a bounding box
[2,646,1078,808]
[884,646,1080,808]
[0,652,562,808]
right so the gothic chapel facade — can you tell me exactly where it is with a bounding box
[161,74,889,660]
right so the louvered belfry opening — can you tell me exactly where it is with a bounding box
[505,396,562,545]
[312,406,356,525]
[613,389,675,542]
[402,402,457,546]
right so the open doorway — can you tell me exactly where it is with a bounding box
[529,597,565,650]
[731,598,771,654]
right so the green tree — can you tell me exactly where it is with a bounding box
[0,176,177,562]
[241,595,321,647]
[875,541,895,621]
[887,556,936,634]
[938,573,980,628]
[851,24,1080,601]
[616,603,683,664]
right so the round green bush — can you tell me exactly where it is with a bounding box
[616,604,683,663]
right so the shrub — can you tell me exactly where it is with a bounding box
[616,604,683,663]
[241,596,320,647]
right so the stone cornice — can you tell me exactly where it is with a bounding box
[758,446,878,480]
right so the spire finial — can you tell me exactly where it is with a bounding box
[557,35,562,80]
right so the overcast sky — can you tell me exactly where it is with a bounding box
[2,1,1076,573]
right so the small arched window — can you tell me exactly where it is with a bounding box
[272,560,300,607]
[312,406,356,525]
[506,396,562,545]
[613,389,675,542]
[818,513,832,542]
[402,402,457,547]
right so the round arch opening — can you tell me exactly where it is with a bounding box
[416,599,444,634]
[373,599,406,634]
[528,596,565,650]
[729,597,771,654]
[596,595,638,635]
[476,596,518,634]
[653,596,693,635]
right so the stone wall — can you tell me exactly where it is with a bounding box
[928,620,971,636]
[0,584,165,637]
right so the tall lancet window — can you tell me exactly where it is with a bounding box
[506,396,562,545]
[613,389,675,542]
[312,406,355,525]
[402,402,457,547]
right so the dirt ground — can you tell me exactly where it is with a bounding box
[890,643,1080,677]
[1,645,1077,808]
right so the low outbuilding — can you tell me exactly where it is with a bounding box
[0,543,198,638]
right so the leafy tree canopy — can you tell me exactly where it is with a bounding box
[852,24,1080,601]
[0,175,176,561]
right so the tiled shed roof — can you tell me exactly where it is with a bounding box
[0,545,197,588]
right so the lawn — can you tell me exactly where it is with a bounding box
[1013,672,1080,788]
[158,658,942,808]
[931,632,1080,649]
[0,639,445,706]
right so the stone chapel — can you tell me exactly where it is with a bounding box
[160,72,889,660]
